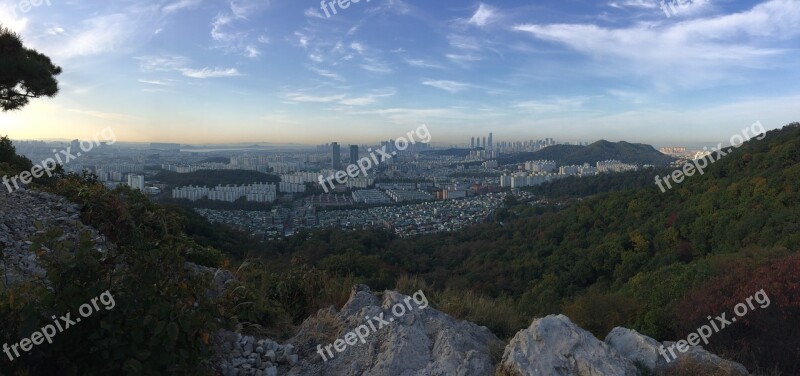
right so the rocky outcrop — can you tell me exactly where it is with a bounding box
[0,188,111,285]
[214,330,299,376]
[605,327,665,371]
[606,327,749,376]
[2,188,750,376]
[212,287,752,376]
[285,285,504,376]
[498,315,637,376]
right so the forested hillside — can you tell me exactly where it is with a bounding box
[500,140,676,166]
[250,123,800,374]
[3,124,797,374]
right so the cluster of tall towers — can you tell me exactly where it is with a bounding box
[470,133,493,149]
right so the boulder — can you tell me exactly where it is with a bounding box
[286,285,504,376]
[498,315,637,376]
[606,327,750,376]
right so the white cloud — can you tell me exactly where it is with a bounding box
[284,93,346,103]
[514,0,800,88]
[468,3,498,26]
[45,26,65,36]
[138,79,171,86]
[304,8,326,19]
[339,89,396,106]
[609,0,657,9]
[368,0,412,15]
[422,80,476,93]
[210,0,269,58]
[350,42,366,54]
[229,0,264,19]
[405,59,444,69]
[181,67,241,78]
[137,55,189,72]
[513,96,594,114]
[445,53,482,63]
[0,3,29,34]
[360,58,392,73]
[51,14,134,60]
[308,66,345,81]
[137,56,240,79]
[163,0,202,14]
[284,88,395,106]
[245,45,261,58]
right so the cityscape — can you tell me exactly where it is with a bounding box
[12,133,658,240]
[1,1,798,375]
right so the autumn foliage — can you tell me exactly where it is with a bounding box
[674,253,800,374]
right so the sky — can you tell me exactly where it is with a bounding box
[0,0,798,145]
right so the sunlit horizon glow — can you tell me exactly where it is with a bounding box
[1,0,798,145]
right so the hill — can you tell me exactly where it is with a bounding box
[2,124,797,374]
[501,140,675,166]
[254,123,800,374]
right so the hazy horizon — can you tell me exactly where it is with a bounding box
[1,0,798,144]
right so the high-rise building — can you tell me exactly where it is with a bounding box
[488,133,493,149]
[349,145,359,165]
[471,137,475,148]
[483,137,487,149]
[127,174,145,191]
[331,142,341,169]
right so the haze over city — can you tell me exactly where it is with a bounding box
[1,0,799,144]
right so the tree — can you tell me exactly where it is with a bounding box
[0,135,15,162]
[0,25,62,111]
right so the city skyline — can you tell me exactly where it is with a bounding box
[1,0,798,144]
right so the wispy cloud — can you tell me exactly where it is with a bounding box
[445,53,482,63]
[304,7,325,19]
[609,0,711,17]
[367,0,412,15]
[284,88,395,106]
[468,3,498,26]
[608,0,658,9]
[422,80,476,93]
[339,89,396,106]
[513,96,594,114]
[307,66,345,81]
[163,0,202,14]
[405,58,444,69]
[514,0,800,88]
[137,55,241,79]
[138,79,171,86]
[51,14,135,60]
[360,58,393,73]
[210,0,269,58]
[181,67,241,78]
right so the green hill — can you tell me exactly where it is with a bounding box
[501,140,675,166]
[255,123,800,374]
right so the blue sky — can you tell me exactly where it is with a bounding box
[0,0,798,145]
